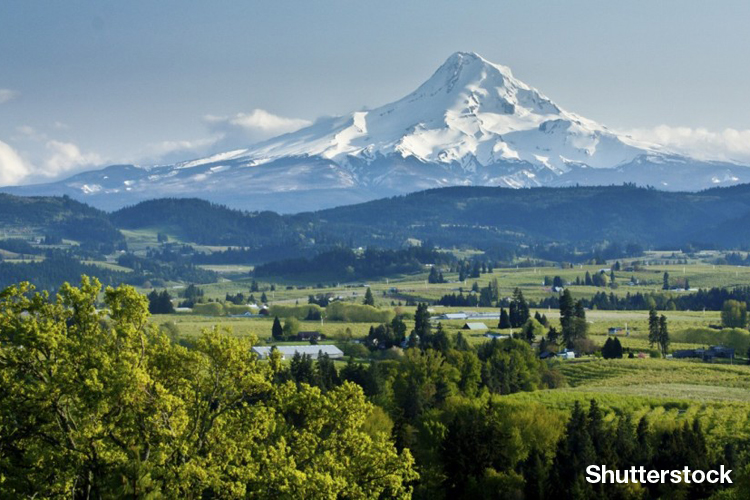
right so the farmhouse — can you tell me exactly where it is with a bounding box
[252,345,343,360]
[462,322,488,331]
[557,349,576,360]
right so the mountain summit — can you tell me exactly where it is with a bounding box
[241,51,656,178]
[5,52,749,212]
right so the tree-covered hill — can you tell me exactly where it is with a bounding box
[110,184,750,252]
[310,184,749,248]
[8,183,750,268]
[0,193,124,247]
[110,198,311,247]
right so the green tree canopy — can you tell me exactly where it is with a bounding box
[0,277,417,498]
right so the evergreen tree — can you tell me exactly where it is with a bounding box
[390,315,407,344]
[522,448,548,500]
[612,415,636,469]
[316,353,340,391]
[602,337,614,359]
[663,271,670,290]
[413,303,432,345]
[588,399,613,464]
[498,307,511,329]
[148,290,175,314]
[584,271,593,286]
[363,287,375,306]
[559,289,575,346]
[612,337,623,358]
[657,314,670,357]
[290,352,315,385]
[428,266,441,284]
[260,291,268,304]
[271,316,284,341]
[432,322,451,353]
[636,416,653,465]
[550,401,596,499]
[455,331,471,351]
[648,308,659,348]
[546,327,559,344]
[509,288,530,328]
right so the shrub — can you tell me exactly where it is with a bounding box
[193,302,225,316]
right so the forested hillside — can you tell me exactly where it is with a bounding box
[109,184,750,254]
[0,193,124,249]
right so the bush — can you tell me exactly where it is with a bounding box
[341,343,371,359]
[224,304,253,315]
[193,302,225,316]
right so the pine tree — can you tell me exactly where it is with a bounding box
[272,316,284,341]
[584,271,593,286]
[636,416,653,465]
[550,401,596,498]
[658,314,670,357]
[522,448,548,500]
[546,327,559,344]
[261,291,268,304]
[316,353,340,391]
[290,352,315,385]
[363,287,375,306]
[428,266,440,284]
[510,288,530,328]
[455,331,471,351]
[413,303,431,346]
[612,337,623,358]
[613,415,636,468]
[559,289,575,346]
[648,308,659,349]
[432,322,451,353]
[602,337,614,359]
[494,307,508,330]
[663,271,670,290]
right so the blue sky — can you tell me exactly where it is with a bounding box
[2,0,750,185]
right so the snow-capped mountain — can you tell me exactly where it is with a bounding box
[5,52,750,212]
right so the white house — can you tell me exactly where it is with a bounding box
[557,349,576,360]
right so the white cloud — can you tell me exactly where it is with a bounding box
[42,140,102,178]
[204,109,311,145]
[626,125,750,164]
[0,89,20,104]
[137,137,220,165]
[0,140,31,186]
